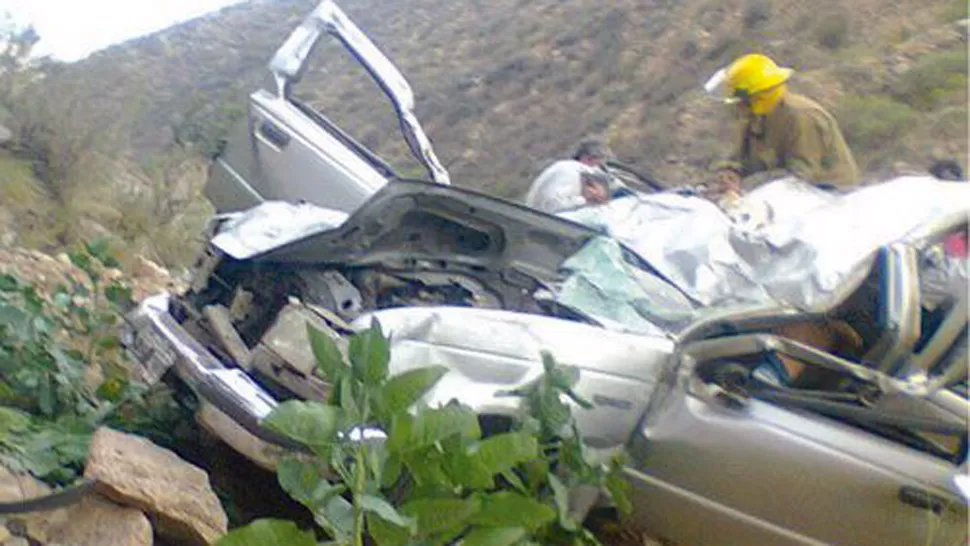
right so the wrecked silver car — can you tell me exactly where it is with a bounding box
[123,2,970,545]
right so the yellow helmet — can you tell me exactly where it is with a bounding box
[724,54,794,99]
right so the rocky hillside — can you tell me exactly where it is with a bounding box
[24,0,970,194]
[0,0,965,266]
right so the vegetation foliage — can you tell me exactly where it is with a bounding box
[0,21,210,267]
[218,322,631,546]
[835,95,920,155]
[894,49,969,111]
[0,239,186,485]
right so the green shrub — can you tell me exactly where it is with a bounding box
[0,152,42,205]
[895,49,969,111]
[815,14,851,50]
[0,239,189,487]
[218,323,631,546]
[939,0,968,22]
[743,0,773,29]
[0,240,140,484]
[926,105,969,142]
[835,94,919,153]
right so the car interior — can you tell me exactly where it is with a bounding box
[689,238,969,465]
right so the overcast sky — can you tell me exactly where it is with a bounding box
[0,0,245,62]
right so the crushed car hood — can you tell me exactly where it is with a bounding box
[561,176,970,310]
[225,180,604,286]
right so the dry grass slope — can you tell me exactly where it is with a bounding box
[0,0,965,261]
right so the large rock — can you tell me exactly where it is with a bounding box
[0,465,151,546]
[0,465,68,543]
[45,494,152,546]
[0,465,50,501]
[84,427,228,545]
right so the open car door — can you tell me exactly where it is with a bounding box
[204,0,449,214]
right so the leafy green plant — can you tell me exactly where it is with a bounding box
[496,353,632,544]
[0,239,155,485]
[218,322,631,546]
[0,243,130,418]
[0,406,93,485]
[61,239,136,393]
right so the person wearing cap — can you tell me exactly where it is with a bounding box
[572,139,614,169]
[524,139,616,213]
[704,54,859,198]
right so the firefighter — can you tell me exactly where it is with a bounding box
[705,54,860,195]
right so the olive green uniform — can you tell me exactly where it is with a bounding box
[720,93,860,188]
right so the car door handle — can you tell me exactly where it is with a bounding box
[256,121,291,149]
[899,485,947,514]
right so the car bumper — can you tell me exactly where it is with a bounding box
[123,293,302,452]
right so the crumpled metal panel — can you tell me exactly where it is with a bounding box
[210,201,348,259]
[561,176,970,310]
[353,306,675,448]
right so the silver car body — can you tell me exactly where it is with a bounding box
[123,3,970,546]
[126,182,970,546]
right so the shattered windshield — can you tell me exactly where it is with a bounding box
[550,236,697,336]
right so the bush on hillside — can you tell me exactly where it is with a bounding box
[815,13,851,50]
[895,49,969,111]
[835,94,919,154]
[743,0,773,30]
[0,240,192,485]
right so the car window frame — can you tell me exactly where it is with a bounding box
[268,0,450,184]
[680,331,969,463]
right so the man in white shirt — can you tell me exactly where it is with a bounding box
[524,140,615,213]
